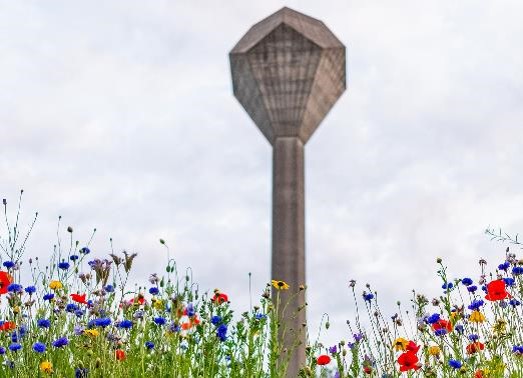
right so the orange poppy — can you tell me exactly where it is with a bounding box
[115,349,126,361]
[0,321,15,331]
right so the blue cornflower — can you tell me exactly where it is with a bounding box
[66,303,79,313]
[498,261,510,271]
[512,266,523,275]
[70,255,79,261]
[92,318,111,328]
[74,309,84,318]
[154,317,166,326]
[80,247,90,254]
[500,300,508,308]
[37,319,50,329]
[58,261,70,270]
[104,284,114,293]
[441,282,453,290]
[255,313,267,320]
[145,341,155,350]
[510,299,521,307]
[8,343,21,352]
[468,299,484,311]
[149,287,159,295]
[504,277,516,286]
[2,261,14,269]
[32,342,46,353]
[211,316,222,325]
[481,285,487,292]
[449,360,462,369]
[468,334,479,341]
[170,323,181,333]
[461,277,473,286]
[363,293,374,301]
[467,285,478,293]
[7,284,22,293]
[426,313,440,324]
[43,293,54,301]
[435,329,447,336]
[19,325,26,337]
[329,345,337,354]
[0,347,5,355]
[455,324,464,334]
[52,337,69,348]
[75,368,89,378]
[11,333,18,343]
[186,303,195,317]
[24,286,36,295]
[513,345,523,355]
[217,324,228,341]
[117,320,133,329]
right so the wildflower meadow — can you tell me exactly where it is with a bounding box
[1,193,523,377]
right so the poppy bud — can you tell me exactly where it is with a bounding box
[67,226,73,233]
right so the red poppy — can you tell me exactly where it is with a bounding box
[212,292,229,304]
[115,349,126,361]
[70,293,87,304]
[363,366,372,374]
[406,341,420,353]
[181,322,192,331]
[466,342,484,354]
[0,321,15,331]
[485,279,511,301]
[397,351,420,372]
[317,355,331,365]
[431,319,453,333]
[0,271,12,295]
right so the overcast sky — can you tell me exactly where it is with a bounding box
[2,0,523,349]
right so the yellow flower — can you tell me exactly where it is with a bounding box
[84,329,99,338]
[469,310,486,323]
[493,319,507,335]
[152,298,164,310]
[49,280,63,290]
[40,361,53,374]
[428,345,441,356]
[392,337,409,352]
[271,280,290,290]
